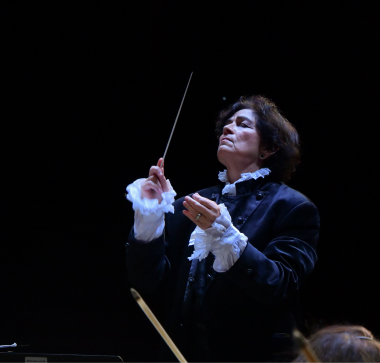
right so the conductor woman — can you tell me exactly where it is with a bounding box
[126,95,320,362]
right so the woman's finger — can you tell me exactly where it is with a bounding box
[183,200,214,227]
[182,210,210,230]
[149,166,163,178]
[146,174,162,189]
[183,200,203,220]
[184,196,214,220]
[193,193,220,213]
[142,180,163,195]
[158,174,169,193]
[157,158,164,170]
[149,164,170,193]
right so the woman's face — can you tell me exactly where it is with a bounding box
[217,108,262,168]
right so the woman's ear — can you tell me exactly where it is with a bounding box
[259,146,279,159]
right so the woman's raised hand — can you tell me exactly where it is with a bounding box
[183,193,221,230]
[141,158,170,203]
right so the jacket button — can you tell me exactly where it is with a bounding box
[237,216,244,224]
[211,193,217,201]
[256,192,264,200]
[188,277,195,284]
[245,269,253,276]
[207,274,212,280]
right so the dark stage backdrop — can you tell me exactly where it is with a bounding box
[1,2,379,362]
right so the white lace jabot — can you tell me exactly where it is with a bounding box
[218,168,271,196]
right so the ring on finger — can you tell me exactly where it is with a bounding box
[195,213,202,221]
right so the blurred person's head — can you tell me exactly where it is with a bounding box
[294,325,380,362]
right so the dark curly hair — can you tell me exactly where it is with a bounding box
[215,95,300,182]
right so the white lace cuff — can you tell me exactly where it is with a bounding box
[126,178,176,215]
[126,178,177,242]
[188,204,248,272]
[212,224,248,272]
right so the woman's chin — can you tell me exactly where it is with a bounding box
[217,145,232,154]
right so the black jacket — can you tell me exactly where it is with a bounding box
[126,177,319,362]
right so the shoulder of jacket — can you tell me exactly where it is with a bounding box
[264,182,317,208]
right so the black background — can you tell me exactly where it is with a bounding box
[1,2,379,362]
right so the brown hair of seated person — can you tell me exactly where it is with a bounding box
[294,325,380,362]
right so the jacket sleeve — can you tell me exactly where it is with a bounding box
[125,196,192,294]
[125,230,170,294]
[125,177,178,294]
[224,200,319,305]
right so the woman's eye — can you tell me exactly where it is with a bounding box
[241,123,251,128]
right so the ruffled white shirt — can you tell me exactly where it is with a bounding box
[218,168,271,196]
[126,168,271,272]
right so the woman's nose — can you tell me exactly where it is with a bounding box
[223,122,234,134]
